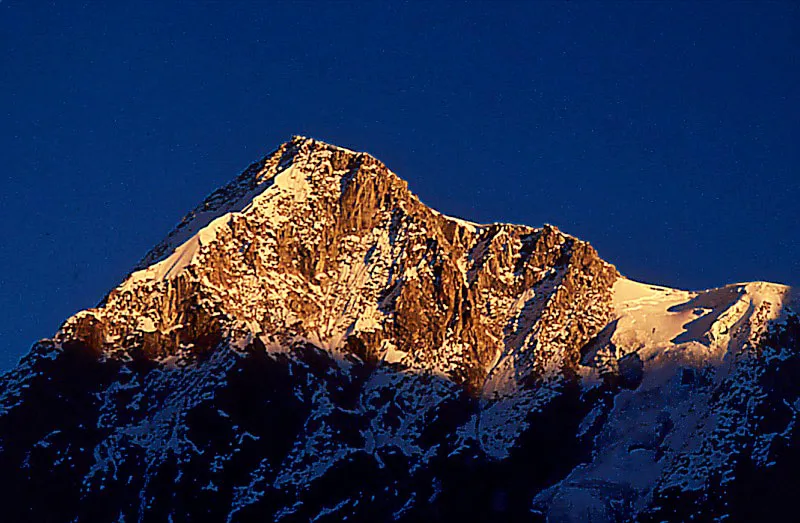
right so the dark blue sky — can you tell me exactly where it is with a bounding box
[1,1,798,369]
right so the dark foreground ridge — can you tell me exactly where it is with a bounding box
[1,137,798,522]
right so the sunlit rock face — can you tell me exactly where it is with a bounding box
[0,137,797,522]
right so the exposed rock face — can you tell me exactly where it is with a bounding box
[63,138,617,395]
[0,137,797,522]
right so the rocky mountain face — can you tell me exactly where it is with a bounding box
[1,137,798,522]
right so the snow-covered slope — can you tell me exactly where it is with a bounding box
[0,137,797,522]
[535,279,795,520]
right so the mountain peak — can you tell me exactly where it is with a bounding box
[61,137,619,398]
[132,136,392,270]
[3,138,798,522]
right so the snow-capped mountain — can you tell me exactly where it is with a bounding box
[1,137,797,522]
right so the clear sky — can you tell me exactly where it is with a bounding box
[1,1,798,369]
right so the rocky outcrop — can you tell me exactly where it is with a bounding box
[57,137,619,397]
